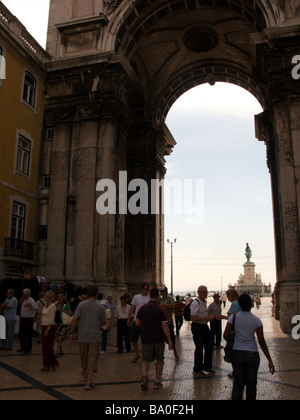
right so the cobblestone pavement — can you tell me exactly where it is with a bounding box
[0,298,299,401]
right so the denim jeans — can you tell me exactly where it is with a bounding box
[232,351,260,400]
[191,323,213,372]
[175,315,183,335]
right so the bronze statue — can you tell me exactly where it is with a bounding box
[245,243,252,262]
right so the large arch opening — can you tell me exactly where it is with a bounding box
[119,0,279,302]
[163,82,276,294]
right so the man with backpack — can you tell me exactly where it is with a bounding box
[190,286,215,377]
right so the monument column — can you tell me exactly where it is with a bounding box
[254,27,300,332]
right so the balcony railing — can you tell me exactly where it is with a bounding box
[4,238,34,260]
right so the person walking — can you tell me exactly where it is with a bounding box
[70,286,107,390]
[221,294,227,308]
[174,295,185,336]
[55,294,73,357]
[208,294,225,348]
[190,285,215,377]
[107,295,116,335]
[127,283,150,363]
[41,291,59,372]
[223,293,275,400]
[159,286,180,361]
[100,300,111,353]
[136,288,173,391]
[116,296,131,353]
[1,289,18,351]
[255,295,261,310]
[17,289,38,354]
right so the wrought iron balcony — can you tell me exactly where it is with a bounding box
[4,237,34,260]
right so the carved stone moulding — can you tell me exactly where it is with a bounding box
[56,15,108,56]
[183,26,219,53]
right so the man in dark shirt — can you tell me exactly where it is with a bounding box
[136,288,173,391]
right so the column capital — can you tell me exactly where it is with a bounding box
[253,27,300,101]
[127,122,176,177]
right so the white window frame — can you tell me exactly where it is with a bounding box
[16,134,31,176]
[10,201,26,241]
[21,70,38,111]
[14,130,34,179]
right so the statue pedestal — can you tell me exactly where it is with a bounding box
[233,260,269,295]
[243,261,256,284]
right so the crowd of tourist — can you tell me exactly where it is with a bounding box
[0,283,275,400]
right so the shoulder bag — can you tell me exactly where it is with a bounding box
[224,313,237,363]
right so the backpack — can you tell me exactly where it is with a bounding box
[183,298,200,321]
[183,301,192,321]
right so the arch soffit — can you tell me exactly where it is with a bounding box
[108,0,285,53]
[154,61,266,123]
[104,1,284,122]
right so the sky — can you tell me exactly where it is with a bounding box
[2,0,276,293]
[165,85,276,293]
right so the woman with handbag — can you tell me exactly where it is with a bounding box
[223,293,275,400]
[55,294,73,357]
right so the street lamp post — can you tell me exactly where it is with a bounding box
[167,239,176,296]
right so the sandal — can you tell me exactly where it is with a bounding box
[131,356,141,363]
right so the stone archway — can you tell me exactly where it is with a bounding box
[112,0,300,333]
[42,0,300,333]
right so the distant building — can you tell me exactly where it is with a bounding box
[0,2,49,280]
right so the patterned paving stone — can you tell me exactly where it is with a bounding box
[0,297,299,401]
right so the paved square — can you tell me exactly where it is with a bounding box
[0,298,299,400]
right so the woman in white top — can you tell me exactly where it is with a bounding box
[41,291,59,372]
[224,293,275,400]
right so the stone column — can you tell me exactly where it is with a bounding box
[44,114,74,281]
[93,102,128,297]
[125,122,176,295]
[255,27,300,333]
[272,97,300,333]
[41,63,131,300]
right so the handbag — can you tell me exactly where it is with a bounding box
[61,306,72,326]
[224,313,236,363]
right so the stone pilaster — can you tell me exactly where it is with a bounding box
[254,27,300,332]
[125,122,176,294]
[39,63,132,299]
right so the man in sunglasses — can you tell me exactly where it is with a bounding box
[127,283,150,363]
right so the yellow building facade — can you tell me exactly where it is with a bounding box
[0,2,48,280]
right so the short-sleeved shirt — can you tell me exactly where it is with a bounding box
[159,296,175,323]
[137,301,167,344]
[175,301,185,316]
[228,311,263,352]
[74,300,107,344]
[208,301,221,318]
[190,298,208,324]
[131,293,150,321]
[2,297,18,321]
[227,300,241,317]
